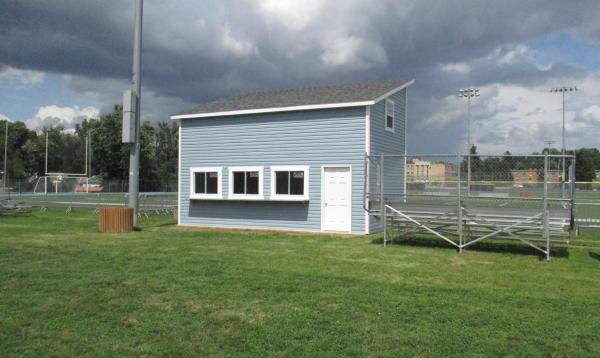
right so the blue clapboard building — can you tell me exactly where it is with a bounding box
[171,79,414,234]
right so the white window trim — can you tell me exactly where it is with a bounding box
[270,165,310,201]
[189,167,223,199]
[385,99,395,132]
[228,166,264,200]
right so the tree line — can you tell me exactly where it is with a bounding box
[2,107,599,191]
[464,145,600,182]
[1,105,178,191]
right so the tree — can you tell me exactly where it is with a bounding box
[574,148,600,181]
[140,120,159,190]
[76,105,129,180]
[155,121,178,190]
[75,106,179,190]
[0,121,37,178]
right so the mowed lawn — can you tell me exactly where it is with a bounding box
[1,211,600,356]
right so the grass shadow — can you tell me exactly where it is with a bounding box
[371,235,570,259]
[589,252,600,262]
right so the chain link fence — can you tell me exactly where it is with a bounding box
[575,183,600,228]
[1,177,176,215]
[367,153,576,214]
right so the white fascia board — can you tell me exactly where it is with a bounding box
[364,105,371,235]
[372,79,415,104]
[177,121,181,225]
[365,105,371,155]
[170,101,374,120]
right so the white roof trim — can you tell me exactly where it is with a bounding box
[171,101,373,120]
[171,80,415,120]
[372,79,415,104]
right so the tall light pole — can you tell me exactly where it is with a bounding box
[2,118,9,192]
[458,88,479,196]
[127,0,143,226]
[549,86,578,197]
[458,88,480,153]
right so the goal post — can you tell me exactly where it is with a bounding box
[38,130,93,194]
[34,175,91,195]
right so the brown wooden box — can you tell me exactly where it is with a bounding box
[98,207,134,233]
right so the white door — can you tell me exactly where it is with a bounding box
[322,166,352,232]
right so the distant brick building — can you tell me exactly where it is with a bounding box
[406,158,430,182]
[511,169,561,182]
[430,162,457,182]
[407,158,457,183]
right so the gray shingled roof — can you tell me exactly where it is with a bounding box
[174,79,413,117]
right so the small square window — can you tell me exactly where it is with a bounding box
[190,167,222,199]
[270,166,309,201]
[229,167,263,199]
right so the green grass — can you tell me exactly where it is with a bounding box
[1,211,600,356]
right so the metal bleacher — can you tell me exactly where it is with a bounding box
[365,153,576,260]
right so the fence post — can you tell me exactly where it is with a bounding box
[467,154,471,197]
[403,154,407,204]
[380,153,386,247]
[543,153,550,260]
[570,155,576,232]
[457,153,463,252]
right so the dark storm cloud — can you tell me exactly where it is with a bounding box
[0,1,132,77]
[2,0,600,151]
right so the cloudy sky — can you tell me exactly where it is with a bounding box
[1,0,600,153]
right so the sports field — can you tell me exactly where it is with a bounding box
[1,210,599,356]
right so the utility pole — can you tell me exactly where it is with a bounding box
[127,0,143,226]
[549,86,578,198]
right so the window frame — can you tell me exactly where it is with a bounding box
[228,166,264,200]
[385,99,395,132]
[189,167,222,199]
[270,165,310,201]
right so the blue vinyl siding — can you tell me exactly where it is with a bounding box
[369,88,407,232]
[179,107,367,234]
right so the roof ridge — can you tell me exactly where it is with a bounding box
[237,78,410,96]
